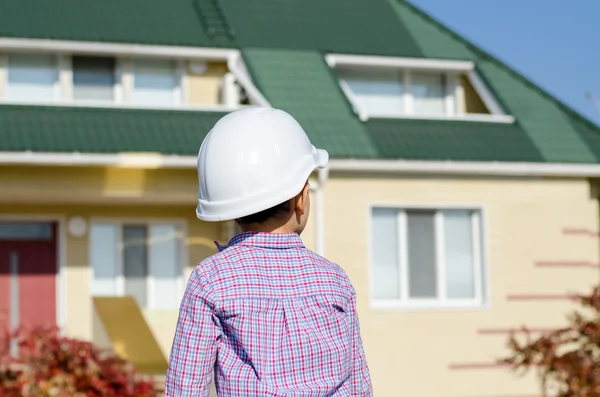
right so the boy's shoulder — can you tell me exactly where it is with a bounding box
[194,245,355,292]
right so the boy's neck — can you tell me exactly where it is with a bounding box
[238,220,299,235]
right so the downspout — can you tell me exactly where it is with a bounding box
[315,166,330,256]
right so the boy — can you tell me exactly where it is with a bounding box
[165,107,372,396]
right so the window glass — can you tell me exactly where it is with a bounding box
[72,56,116,102]
[132,59,178,106]
[7,54,58,101]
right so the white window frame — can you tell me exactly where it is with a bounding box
[68,54,120,104]
[327,53,514,124]
[89,217,187,311]
[0,39,270,110]
[367,203,490,311]
[3,52,61,102]
[128,57,184,107]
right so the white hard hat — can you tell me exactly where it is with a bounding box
[196,107,329,222]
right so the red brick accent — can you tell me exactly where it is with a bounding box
[478,327,560,335]
[563,228,599,237]
[448,362,513,370]
[535,260,600,269]
[506,294,576,301]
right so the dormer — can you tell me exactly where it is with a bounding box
[326,54,513,123]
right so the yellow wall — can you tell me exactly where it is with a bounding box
[0,165,198,205]
[323,175,599,397]
[461,75,489,114]
[186,61,228,106]
[3,164,598,396]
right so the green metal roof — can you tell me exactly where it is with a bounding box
[0,105,225,155]
[0,0,234,47]
[1,0,599,164]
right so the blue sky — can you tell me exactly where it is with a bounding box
[409,0,600,125]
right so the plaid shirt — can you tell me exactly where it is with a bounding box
[165,232,372,396]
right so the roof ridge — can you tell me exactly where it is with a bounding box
[401,0,600,132]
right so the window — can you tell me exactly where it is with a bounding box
[6,54,58,101]
[339,69,405,116]
[72,56,116,102]
[411,73,445,115]
[338,68,449,118]
[132,59,180,106]
[327,54,513,123]
[370,207,485,308]
[90,221,184,310]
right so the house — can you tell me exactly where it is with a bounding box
[0,0,599,395]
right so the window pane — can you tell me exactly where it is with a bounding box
[132,59,178,106]
[371,208,399,299]
[149,224,181,310]
[339,68,404,116]
[443,210,475,299]
[406,210,437,298]
[123,225,148,308]
[72,56,115,101]
[412,73,445,115]
[7,54,58,101]
[90,223,118,295]
[0,222,52,240]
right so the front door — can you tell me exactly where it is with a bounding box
[0,222,57,333]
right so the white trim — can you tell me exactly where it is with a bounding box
[4,152,600,178]
[0,38,238,60]
[0,99,248,113]
[466,70,506,115]
[114,58,127,104]
[227,53,270,107]
[403,70,413,114]
[445,73,458,116]
[471,211,484,304]
[57,55,71,101]
[177,60,187,106]
[368,204,489,311]
[368,112,514,124]
[89,217,187,311]
[397,210,408,301]
[328,159,600,177]
[434,211,446,300]
[326,54,475,72]
[0,53,6,98]
[338,79,368,122]
[0,215,67,331]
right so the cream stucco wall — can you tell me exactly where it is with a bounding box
[186,61,228,106]
[323,175,600,397]
[2,164,599,396]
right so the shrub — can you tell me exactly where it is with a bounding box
[0,325,157,397]
[502,286,600,397]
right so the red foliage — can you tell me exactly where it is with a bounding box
[502,286,600,397]
[0,325,157,397]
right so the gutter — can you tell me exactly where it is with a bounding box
[3,152,600,178]
[314,166,330,257]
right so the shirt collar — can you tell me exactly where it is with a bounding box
[215,232,305,252]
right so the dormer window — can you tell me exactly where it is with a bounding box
[327,54,513,123]
[0,44,270,110]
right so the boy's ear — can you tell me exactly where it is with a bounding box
[295,182,310,215]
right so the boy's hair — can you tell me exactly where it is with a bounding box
[237,199,292,225]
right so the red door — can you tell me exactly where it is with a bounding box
[0,222,57,332]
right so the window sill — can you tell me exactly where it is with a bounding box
[365,113,515,124]
[0,99,249,113]
[370,299,490,312]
